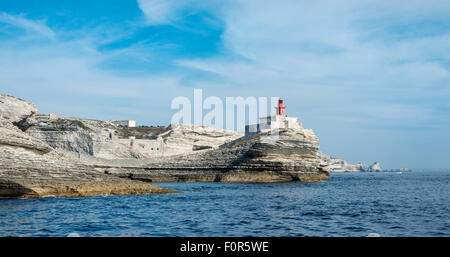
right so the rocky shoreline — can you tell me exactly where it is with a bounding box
[0,94,330,198]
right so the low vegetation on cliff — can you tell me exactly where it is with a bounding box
[116,125,168,139]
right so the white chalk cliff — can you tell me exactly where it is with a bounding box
[329,157,410,172]
[0,94,331,198]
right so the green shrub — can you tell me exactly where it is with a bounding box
[71,120,88,130]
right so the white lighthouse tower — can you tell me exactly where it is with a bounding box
[245,98,302,136]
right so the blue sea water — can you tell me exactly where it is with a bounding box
[0,171,449,237]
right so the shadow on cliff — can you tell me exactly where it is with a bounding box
[0,179,38,198]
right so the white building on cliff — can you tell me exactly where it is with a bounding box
[109,120,136,127]
[245,98,302,136]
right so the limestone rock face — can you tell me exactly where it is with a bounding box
[1,94,330,198]
[329,157,377,172]
[369,162,382,172]
[93,129,330,183]
[159,124,244,155]
[328,157,360,172]
[26,116,146,159]
[0,125,53,154]
[0,144,175,198]
[0,98,175,198]
[26,118,244,159]
[0,94,37,131]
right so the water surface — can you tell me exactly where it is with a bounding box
[0,171,449,236]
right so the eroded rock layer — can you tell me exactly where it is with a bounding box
[91,129,330,183]
[1,93,330,198]
[0,95,176,198]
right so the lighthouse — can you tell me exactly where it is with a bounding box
[276,99,286,115]
[245,98,302,136]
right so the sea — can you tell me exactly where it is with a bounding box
[0,171,449,237]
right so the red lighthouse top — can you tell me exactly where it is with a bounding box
[276,98,286,115]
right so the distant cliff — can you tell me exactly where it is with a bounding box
[329,157,410,172]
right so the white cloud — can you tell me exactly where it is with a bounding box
[136,0,223,25]
[1,1,450,167]
[0,12,191,125]
[0,12,55,40]
[172,0,450,125]
[136,0,178,25]
[137,0,450,167]
[136,0,200,25]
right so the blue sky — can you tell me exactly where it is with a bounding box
[0,0,449,169]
